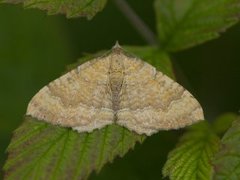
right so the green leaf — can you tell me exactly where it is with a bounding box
[3,117,145,180]
[4,46,174,179]
[213,116,240,179]
[1,0,107,19]
[163,121,220,180]
[154,0,240,51]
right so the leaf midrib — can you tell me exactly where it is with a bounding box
[50,130,70,180]
[96,126,109,169]
[72,134,90,180]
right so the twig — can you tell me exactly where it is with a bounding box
[113,0,158,46]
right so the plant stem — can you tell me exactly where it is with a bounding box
[113,0,158,46]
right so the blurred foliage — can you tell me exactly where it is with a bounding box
[155,0,240,51]
[0,0,240,179]
[163,120,220,179]
[163,114,240,180]
[213,116,240,179]
[212,113,238,135]
[1,0,107,19]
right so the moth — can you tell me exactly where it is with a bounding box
[27,43,204,136]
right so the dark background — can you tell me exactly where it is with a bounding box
[0,0,239,179]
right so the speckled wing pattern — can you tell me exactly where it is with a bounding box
[117,57,204,135]
[27,44,204,136]
[27,57,114,133]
